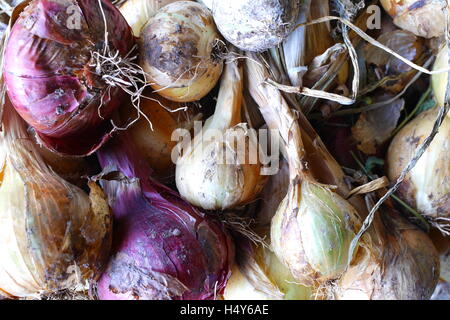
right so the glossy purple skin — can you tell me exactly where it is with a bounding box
[96,134,234,300]
[3,0,134,156]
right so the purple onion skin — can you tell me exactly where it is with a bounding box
[3,0,134,156]
[96,133,234,300]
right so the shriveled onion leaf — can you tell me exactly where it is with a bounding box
[352,97,404,154]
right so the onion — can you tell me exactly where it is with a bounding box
[119,91,201,182]
[210,0,301,52]
[224,237,312,300]
[139,1,222,102]
[3,0,134,156]
[246,53,369,287]
[380,0,448,38]
[96,132,234,300]
[432,45,448,108]
[119,0,183,37]
[0,101,112,298]
[386,107,449,225]
[176,59,267,210]
[335,205,440,300]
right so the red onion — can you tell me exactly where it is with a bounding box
[3,0,134,156]
[96,133,234,300]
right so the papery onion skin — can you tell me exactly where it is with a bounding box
[96,133,234,300]
[3,0,134,156]
[336,208,439,300]
[380,0,447,38]
[0,103,112,298]
[432,45,448,108]
[271,180,364,287]
[386,107,450,221]
[139,1,222,102]
[119,92,200,182]
[210,0,301,52]
[119,0,183,37]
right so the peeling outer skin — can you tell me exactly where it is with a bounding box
[96,133,234,300]
[211,0,301,52]
[386,108,450,221]
[139,1,223,103]
[336,209,440,300]
[3,0,134,156]
[0,103,112,298]
[380,0,448,38]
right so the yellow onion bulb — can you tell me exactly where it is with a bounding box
[120,93,200,181]
[271,180,365,287]
[176,60,267,210]
[119,0,184,37]
[380,0,448,38]
[335,209,440,300]
[0,104,111,298]
[432,45,449,108]
[386,107,449,222]
[139,1,223,102]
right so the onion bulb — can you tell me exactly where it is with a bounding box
[432,45,449,108]
[246,53,369,287]
[119,0,184,36]
[139,1,222,102]
[380,0,448,38]
[3,0,135,156]
[96,132,234,300]
[0,102,112,298]
[176,60,267,210]
[224,237,312,300]
[210,0,301,52]
[335,205,439,300]
[120,91,201,182]
[386,107,449,224]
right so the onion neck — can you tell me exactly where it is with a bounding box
[206,61,243,131]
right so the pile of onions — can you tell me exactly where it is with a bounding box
[0,101,112,298]
[380,0,448,38]
[386,107,449,225]
[209,0,301,52]
[95,132,234,300]
[246,53,370,287]
[176,59,267,210]
[119,91,201,182]
[139,1,223,102]
[3,0,134,156]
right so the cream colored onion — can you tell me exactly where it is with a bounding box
[386,107,449,223]
[0,102,111,298]
[119,0,183,37]
[176,60,267,210]
[139,1,223,102]
[210,0,301,52]
[246,53,369,287]
[380,0,448,38]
